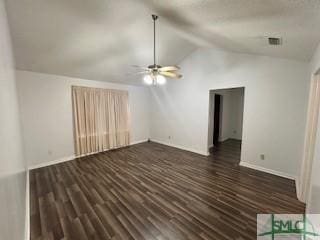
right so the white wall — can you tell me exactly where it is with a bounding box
[150,47,310,178]
[17,71,150,168]
[230,88,245,140]
[208,88,244,147]
[307,42,320,213]
[0,1,26,239]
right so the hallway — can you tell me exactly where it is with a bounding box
[209,139,242,165]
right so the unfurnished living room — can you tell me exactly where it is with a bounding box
[1,1,320,240]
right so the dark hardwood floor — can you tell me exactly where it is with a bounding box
[30,141,305,240]
[209,139,241,165]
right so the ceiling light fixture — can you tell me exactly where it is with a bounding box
[156,75,166,85]
[143,75,153,85]
[143,74,167,85]
[131,15,182,85]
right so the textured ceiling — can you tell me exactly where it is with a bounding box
[5,0,320,84]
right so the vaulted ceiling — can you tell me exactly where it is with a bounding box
[5,0,320,84]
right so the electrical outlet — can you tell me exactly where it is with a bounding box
[48,150,52,156]
[260,154,265,160]
[168,136,171,140]
[233,130,237,134]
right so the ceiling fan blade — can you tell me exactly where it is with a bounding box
[131,65,150,70]
[126,70,149,76]
[159,66,180,72]
[160,71,182,79]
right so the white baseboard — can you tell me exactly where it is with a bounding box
[150,139,209,156]
[130,139,148,145]
[25,170,29,240]
[29,155,76,170]
[220,137,229,142]
[28,139,149,170]
[240,161,296,180]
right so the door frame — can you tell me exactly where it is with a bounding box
[299,72,320,204]
[207,87,246,155]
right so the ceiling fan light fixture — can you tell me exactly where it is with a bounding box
[156,75,166,85]
[133,14,182,85]
[143,74,166,85]
[143,75,153,85]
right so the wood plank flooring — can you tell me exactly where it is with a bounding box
[209,139,241,165]
[30,140,305,240]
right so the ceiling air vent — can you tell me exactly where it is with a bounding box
[268,37,282,46]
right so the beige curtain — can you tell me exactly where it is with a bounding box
[72,86,130,156]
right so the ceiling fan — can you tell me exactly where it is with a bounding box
[132,14,182,85]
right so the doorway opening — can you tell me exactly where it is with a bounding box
[208,87,245,164]
[299,72,320,209]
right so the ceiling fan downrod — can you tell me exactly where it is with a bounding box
[152,14,158,68]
